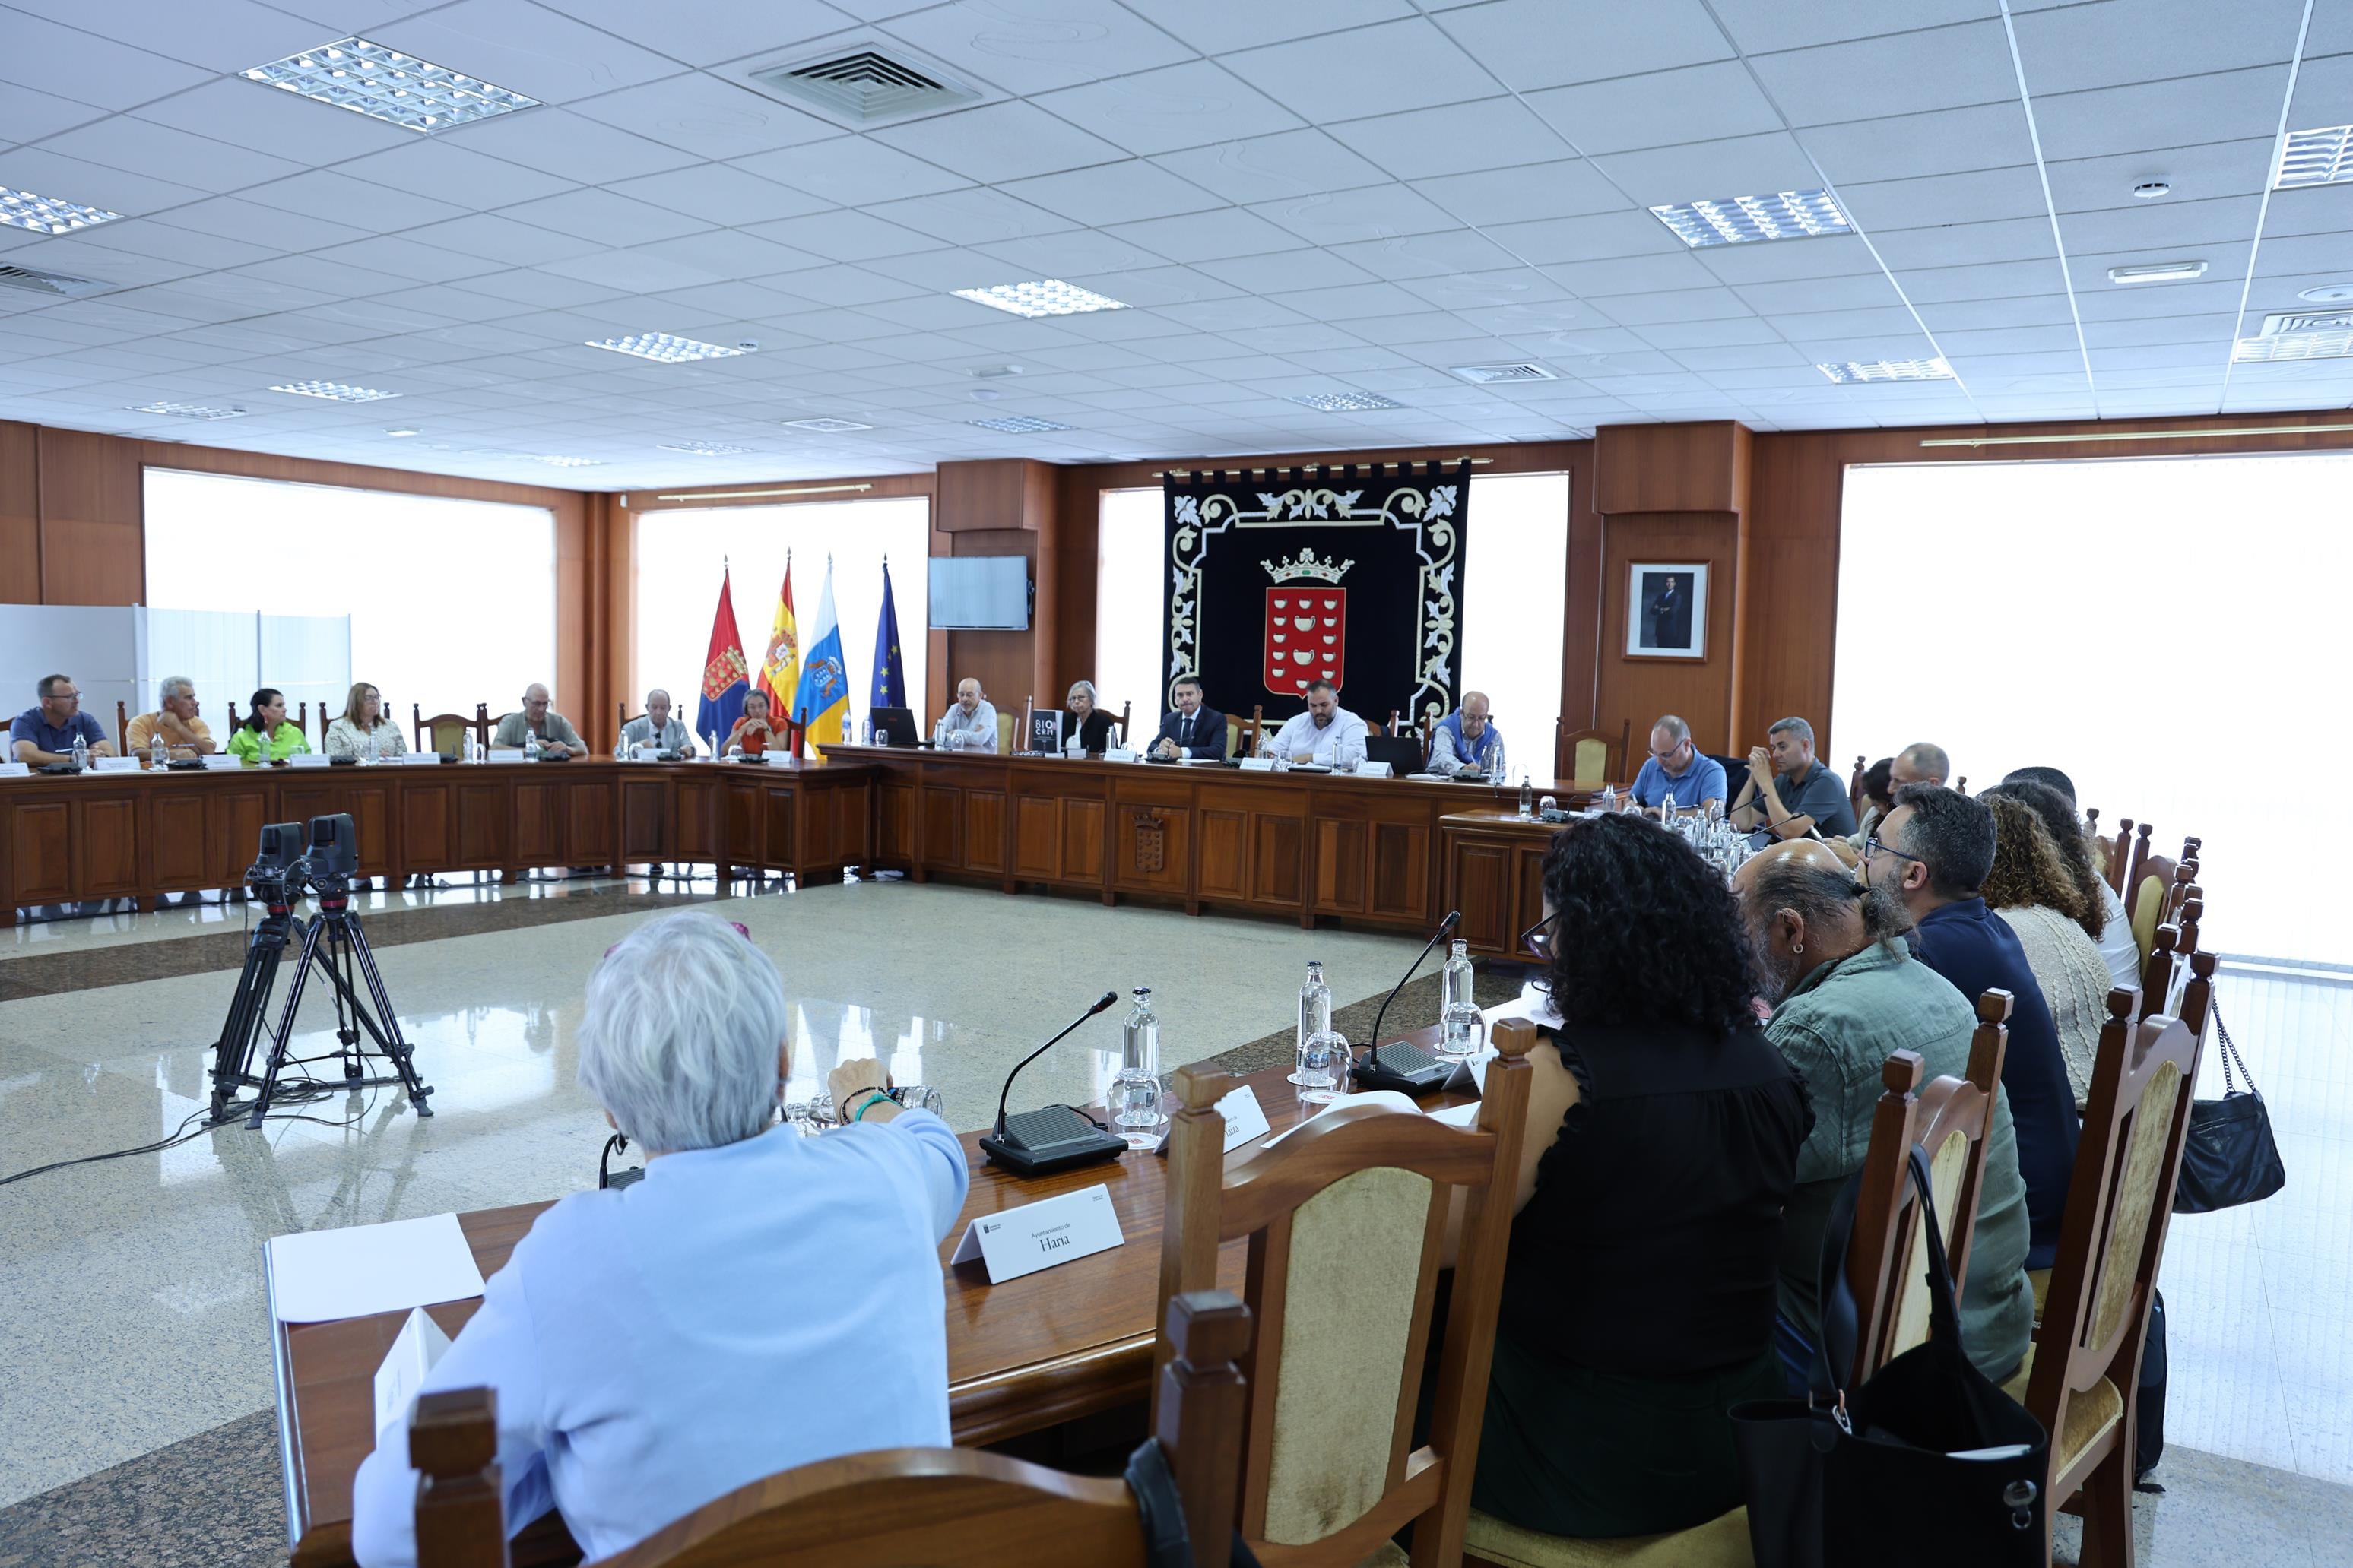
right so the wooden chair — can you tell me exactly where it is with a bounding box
[2124,850,2180,963]
[995,710,1016,755]
[1847,755,1868,823]
[414,703,491,758]
[2103,819,2151,898]
[414,1291,1253,1568]
[115,699,132,755]
[1554,718,1629,788]
[1154,1020,1538,1568]
[2003,985,2205,1568]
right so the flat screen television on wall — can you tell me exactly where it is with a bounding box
[929,556,1031,629]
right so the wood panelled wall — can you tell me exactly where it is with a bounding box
[15,409,2353,768]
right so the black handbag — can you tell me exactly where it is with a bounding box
[2174,998,2287,1213]
[1730,1148,2049,1568]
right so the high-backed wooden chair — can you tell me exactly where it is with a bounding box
[414,1291,1253,1568]
[227,700,240,731]
[2104,819,2152,898]
[1155,1021,1537,1568]
[414,703,491,758]
[1847,755,1868,822]
[2003,986,2204,1568]
[315,698,335,747]
[1555,718,1629,787]
[2125,851,2180,963]
[1232,704,1264,759]
[115,699,133,755]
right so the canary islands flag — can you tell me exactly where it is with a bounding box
[696,567,750,752]
[793,559,851,759]
[870,559,905,712]
[756,556,801,728]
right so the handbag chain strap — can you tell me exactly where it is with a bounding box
[2209,988,2258,1096]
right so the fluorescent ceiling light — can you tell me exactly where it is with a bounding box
[2107,260,2207,284]
[268,379,401,401]
[1815,358,1953,384]
[971,415,1072,432]
[658,440,754,456]
[1285,391,1403,412]
[1450,363,1555,385]
[127,401,246,420]
[951,279,1128,318]
[0,185,124,236]
[385,426,421,436]
[1651,189,1851,248]
[528,455,604,467]
[2275,123,2353,188]
[781,417,873,432]
[241,38,538,133]
[586,332,747,363]
[2232,331,2353,362]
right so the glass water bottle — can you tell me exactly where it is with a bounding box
[1113,987,1162,1141]
[1438,938,1483,1060]
[1291,961,1333,1085]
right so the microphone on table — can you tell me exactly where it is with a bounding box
[1349,910,1463,1096]
[978,990,1128,1177]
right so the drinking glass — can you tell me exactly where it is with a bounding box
[1437,1001,1486,1061]
[890,1084,945,1117]
[1296,1029,1350,1104]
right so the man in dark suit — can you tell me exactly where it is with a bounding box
[1150,673,1227,760]
[1644,572,1692,649]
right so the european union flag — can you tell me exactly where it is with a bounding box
[870,559,905,711]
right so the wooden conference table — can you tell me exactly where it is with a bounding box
[0,751,1587,958]
[272,1041,1482,1568]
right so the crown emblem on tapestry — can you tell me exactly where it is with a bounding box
[1261,546,1354,584]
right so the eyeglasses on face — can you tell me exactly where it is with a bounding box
[1863,836,1923,865]
[1518,914,1555,958]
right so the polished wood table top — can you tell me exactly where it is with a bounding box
[274,1031,1475,1568]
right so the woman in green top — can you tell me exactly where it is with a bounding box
[226,688,309,765]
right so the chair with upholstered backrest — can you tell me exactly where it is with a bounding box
[1154,1022,1537,1568]
[2107,820,2152,900]
[2126,850,2180,964]
[1999,985,2202,1567]
[414,1292,1253,1568]
[1555,718,1629,789]
[995,710,1016,754]
[414,703,491,759]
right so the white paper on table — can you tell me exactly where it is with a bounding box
[374,1307,453,1437]
[1356,761,1394,778]
[268,1212,487,1323]
[486,748,527,763]
[94,755,140,772]
[1430,1100,1485,1129]
[0,762,28,778]
[287,752,331,768]
[1238,757,1276,771]
[201,753,240,769]
[1264,1087,1422,1148]
[1104,747,1137,763]
[403,752,442,765]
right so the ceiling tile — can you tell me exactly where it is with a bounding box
[1892,258,2071,303]
[1708,0,1996,53]
[730,136,966,204]
[1540,251,1720,294]
[973,228,1168,278]
[371,0,680,105]
[1150,131,1391,208]
[2034,67,2291,161]
[877,0,1193,96]
[1105,207,1298,263]
[537,0,855,68]
[402,213,607,266]
[1189,249,1375,294]
[446,109,703,183]
[1588,287,1756,326]
[869,100,1127,183]
[2070,277,2247,318]
[0,84,111,147]
[1869,217,2058,271]
[240,169,472,233]
[1750,21,2020,127]
[569,73,838,161]
[1591,131,1824,207]
[1692,235,1883,287]
[2058,193,2263,253]
[305,235,506,286]
[1221,20,1497,122]
[868,187,1080,245]
[1394,269,1573,312]
[77,218,280,272]
[1441,0,1735,92]
[503,185,714,245]
[1031,61,1305,158]
[1247,184,1456,246]
[133,78,420,163]
[1412,160,1635,228]
[2287,48,2353,126]
[2013,0,2307,96]
[1734,274,1904,315]
[997,161,1225,226]
[1324,230,1528,280]
[144,195,376,253]
[602,163,832,226]
[1839,165,2052,233]
[1324,98,1565,182]
[1488,208,1689,266]
[0,11,214,110]
[1914,294,2076,330]
[1525,63,1785,156]
[2044,138,2274,214]
[1801,103,2037,190]
[0,147,208,219]
[744,208,941,262]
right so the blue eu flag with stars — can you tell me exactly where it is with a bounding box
[870,560,905,711]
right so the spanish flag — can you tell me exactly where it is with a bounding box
[756,554,801,726]
[695,566,749,754]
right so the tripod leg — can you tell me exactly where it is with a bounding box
[246,917,328,1130]
[340,917,434,1116]
[210,914,291,1120]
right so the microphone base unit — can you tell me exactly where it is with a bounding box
[1349,1041,1454,1096]
[979,1104,1127,1176]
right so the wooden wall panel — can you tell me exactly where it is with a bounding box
[36,427,141,604]
[0,420,37,604]
[1594,423,1751,515]
[1594,511,1741,755]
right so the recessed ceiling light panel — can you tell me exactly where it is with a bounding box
[2107,260,2207,284]
[951,279,1128,318]
[1651,189,1852,248]
[528,455,604,467]
[385,426,421,436]
[2276,124,2353,189]
[241,38,538,133]
[1286,391,1403,412]
[0,186,124,236]
[2233,331,2353,362]
[268,379,401,401]
[970,415,1072,433]
[658,440,755,456]
[781,417,874,432]
[127,401,246,420]
[1450,363,1556,384]
[1815,358,1954,384]
[586,332,748,363]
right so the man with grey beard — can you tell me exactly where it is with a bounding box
[1733,840,2034,1389]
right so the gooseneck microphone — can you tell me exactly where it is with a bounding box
[978,990,1128,1176]
[1350,910,1463,1096]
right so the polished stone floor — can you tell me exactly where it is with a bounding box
[0,873,1424,1506]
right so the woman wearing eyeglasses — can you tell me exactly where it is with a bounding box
[1473,813,1809,1541]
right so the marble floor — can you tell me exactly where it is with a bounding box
[0,873,1423,1507]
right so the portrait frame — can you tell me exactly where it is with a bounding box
[1624,562,1708,660]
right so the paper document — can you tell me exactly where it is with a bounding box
[268,1212,487,1323]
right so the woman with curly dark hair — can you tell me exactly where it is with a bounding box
[1473,813,1810,1541]
[1979,792,2114,1105]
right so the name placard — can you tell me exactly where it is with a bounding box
[0,762,29,778]
[288,752,331,768]
[94,755,140,772]
[401,751,442,765]
[1104,747,1138,764]
[486,748,528,763]
[1356,760,1393,778]
[1238,757,1276,772]
[950,1183,1124,1283]
[633,744,661,761]
[201,753,241,770]
[373,1307,452,1438]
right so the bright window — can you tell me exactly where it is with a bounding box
[631,498,931,733]
[142,469,555,724]
[1835,455,2352,964]
[1095,474,1571,760]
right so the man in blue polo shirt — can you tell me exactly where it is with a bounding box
[1731,715,1857,840]
[1867,782,2081,1266]
[9,673,113,766]
[1628,714,1727,813]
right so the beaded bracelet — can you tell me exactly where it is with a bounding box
[851,1090,896,1123]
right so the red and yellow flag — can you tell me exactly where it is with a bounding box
[755,556,801,722]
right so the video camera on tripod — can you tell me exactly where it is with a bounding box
[208,814,434,1129]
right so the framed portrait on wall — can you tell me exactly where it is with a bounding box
[1625,563,1707,659]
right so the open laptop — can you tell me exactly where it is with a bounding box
[1365,734,1422,774]
[869,706,918,746]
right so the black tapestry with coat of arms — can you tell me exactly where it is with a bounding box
[1162,461,1470,729]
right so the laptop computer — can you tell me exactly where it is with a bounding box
[869,706,918,746]
[1365,734,1422,774]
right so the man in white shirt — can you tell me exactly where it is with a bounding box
[1261,680,1369,768]
[617,689,696,756]
[932,677,998,751]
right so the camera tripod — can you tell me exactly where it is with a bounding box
[208,874,434,1130]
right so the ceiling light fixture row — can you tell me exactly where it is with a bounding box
[0,185,123,236]
[1815,358,1954,384]
[269,379,401,401]
[2107,260,2208,284]
[971,415,1071,433]
[586,332,749,363]
[1286,391,1403,412]
[241,37,539,132]
[780,417,874,432]
[952,279,1128,318]
[127,401,246,420]
[658,441,756,456]
[1651,188,1852,248]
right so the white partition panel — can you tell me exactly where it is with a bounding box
[0,604,139,743]
[261,614,353,736]
[138,607,260,733]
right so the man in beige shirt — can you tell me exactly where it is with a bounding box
[493,683,584,757]
[125,676,217,762]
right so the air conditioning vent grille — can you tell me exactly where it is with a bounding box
[2260,309,2353,336]
[753,49,978,122]
[1451,363,1556,384]
[0,264,109,298]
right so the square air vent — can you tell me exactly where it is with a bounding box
[748,47,980,124]
[2259,309,2353,336]
[0,264,112,298]
[1450,363,1557,385]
